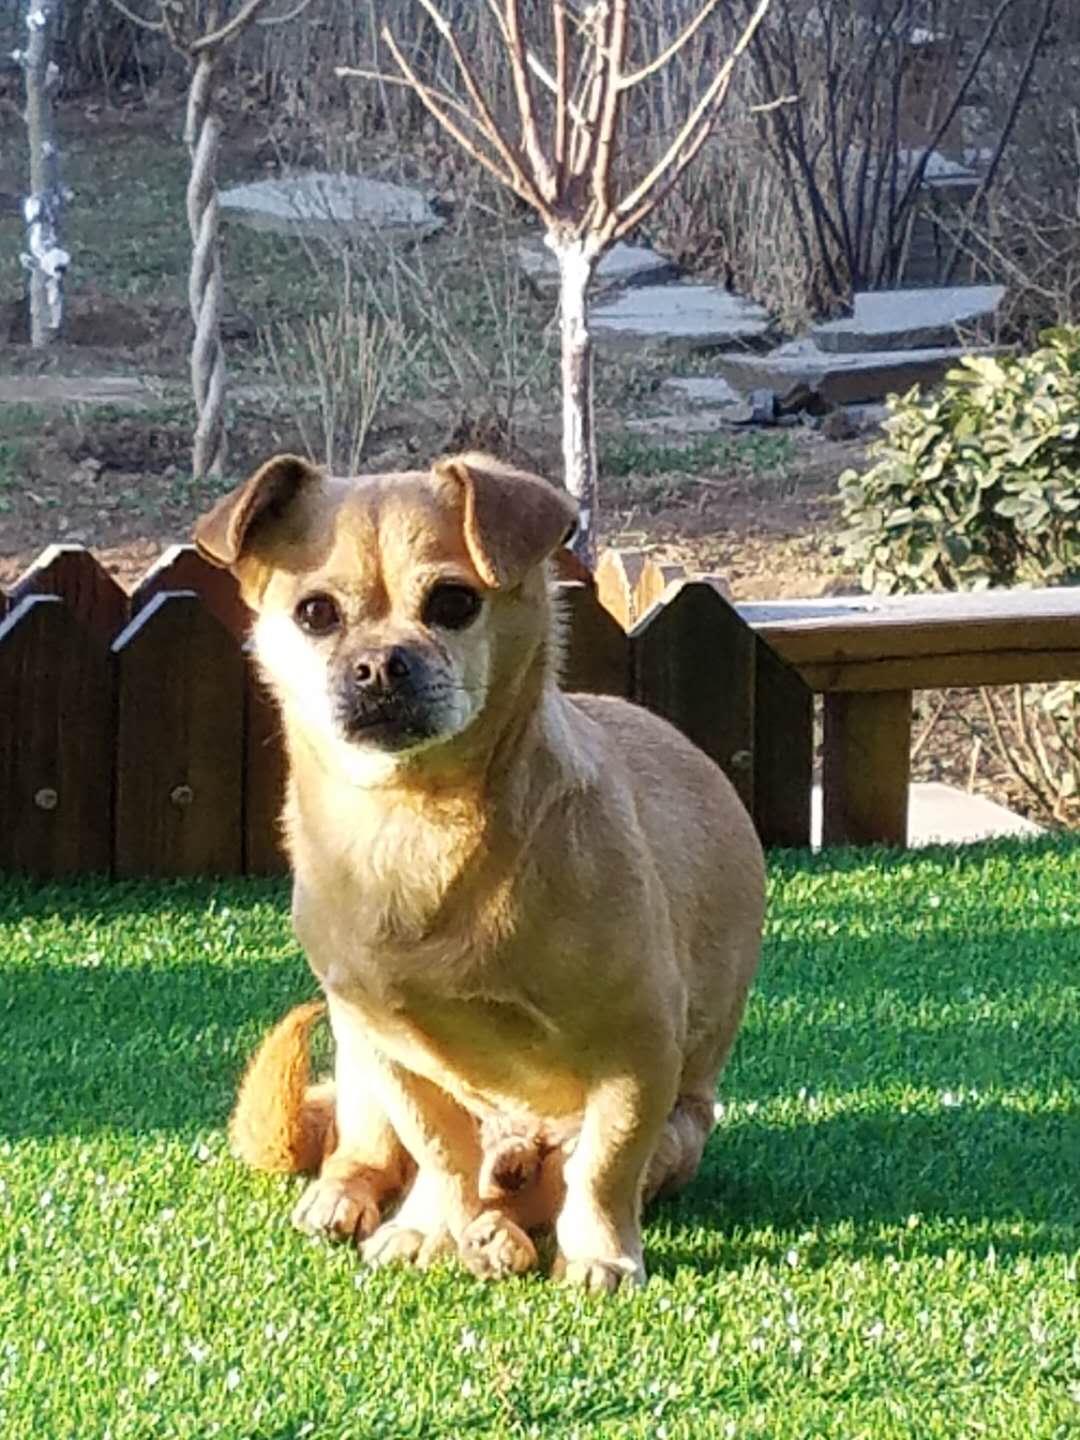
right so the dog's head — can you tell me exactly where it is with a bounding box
[194,453,577,783]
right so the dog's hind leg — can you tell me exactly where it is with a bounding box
[642,1089,716,1203]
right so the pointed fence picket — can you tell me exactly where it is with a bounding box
[3,541,1075,876]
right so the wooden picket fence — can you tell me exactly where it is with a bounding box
[3,541,1080,877]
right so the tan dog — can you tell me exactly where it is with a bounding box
[195,452,765,1291]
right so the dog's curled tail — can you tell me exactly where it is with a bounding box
[229,999,336,1174]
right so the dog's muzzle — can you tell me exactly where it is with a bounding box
[334,646,442,750]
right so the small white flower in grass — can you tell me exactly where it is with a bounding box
[706,1334,721,1358]
[940,1091,960,1108]
[749,1336,766,1354]
[461,1378,474,1399]
[789,1337,803,1357]
[713,1102,726,1122]
[725,1424,737,1439]
[786,1311,800,1332]
[865,1320,885,1343]
[39,1189,53,1208]
[225,1368,241,1392]
[185,1342,208,1365]
[745,1102,759,1117]
[785,1248,799,1269]
[459,1327,479,1352]
[144,1368,161,1389]
[928,894,942,908]
[194,1143,212,1162]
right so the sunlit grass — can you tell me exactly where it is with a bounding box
[2,839,1078,1438]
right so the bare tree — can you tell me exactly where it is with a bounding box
[340,0,772,563]
[108,0,311,478]
[15,0,70,346]
[739,0,1056,307]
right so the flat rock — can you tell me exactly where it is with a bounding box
[591,284,773,354]
[812,285,1004,354]
[711,338,990,408]
[662,375,742,406]
[0,374,155,409]
[518,240,678,293]
[219,173,443,240]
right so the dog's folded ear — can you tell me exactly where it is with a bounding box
[194,454,321,568]
[435,453,580,589]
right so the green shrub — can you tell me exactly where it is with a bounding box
[837,327,1080,593]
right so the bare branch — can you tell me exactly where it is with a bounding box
[570,5,609,178]
[504,0,556,200]
[413,0,544,209]
[378,22,549,216]
[619,0,724,90]
[611,0,773,238]
[105,0,164,34]
[190,0,278,53]
[256,0,315,26]
[590,0,629,225]
[335,65,484,132]
[553,1,568,187]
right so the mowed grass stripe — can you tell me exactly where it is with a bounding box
[2,840,1078,1439]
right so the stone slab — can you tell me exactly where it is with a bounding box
[0,375,156,409]
[517,239,678,293]
[811,781,1043,850]
[219,173,443,240]
[591,284,773,354]
[662,376,742,406]
[711,338,990,407]
[812,285,1005,354]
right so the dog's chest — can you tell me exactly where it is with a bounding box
[336,980,585,1119]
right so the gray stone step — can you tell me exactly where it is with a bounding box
[591,283,773,354]
[710,338,992,408]
[812,285,1004,354]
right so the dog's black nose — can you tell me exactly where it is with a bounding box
[352,646,412,692]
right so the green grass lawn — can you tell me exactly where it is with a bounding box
[2,840,1078,1439]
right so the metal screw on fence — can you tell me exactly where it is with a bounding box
[34,786,58,810]
[170,784,195,808]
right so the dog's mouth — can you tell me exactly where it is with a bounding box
[335,695,445,751]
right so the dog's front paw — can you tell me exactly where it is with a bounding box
[554,1253,645,1293]
[361,1221,454,1269]
[291,1176,380,1243]
[459,1211,538,1280]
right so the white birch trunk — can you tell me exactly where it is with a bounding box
[20,1,68,346]
[549,235,600,566]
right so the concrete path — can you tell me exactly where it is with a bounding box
[811,781,1044,850]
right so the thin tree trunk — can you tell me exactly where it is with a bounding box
[551,236,599,565]
[23,0,68,346]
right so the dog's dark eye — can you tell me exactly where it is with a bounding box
[424,583,482,631]
[294,593,341,636]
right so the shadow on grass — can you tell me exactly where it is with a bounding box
[648,1102,1080,1273]
[3,957,314,1141]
